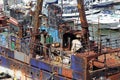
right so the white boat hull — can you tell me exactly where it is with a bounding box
[91,0,113,8]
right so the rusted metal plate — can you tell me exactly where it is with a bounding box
[8,17,19,26]
[62,68,73,78]
[40,70,72,80]
[40,70,43,80]
[54,75,72,80]
[72,71,84,80]
[21,64,26,73]
[108,73,120,80]
[24,66,31,77]
[10,60,17,69]
[93,54,120,68]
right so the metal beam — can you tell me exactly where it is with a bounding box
[30,0,43,56]
[77,0,89,48]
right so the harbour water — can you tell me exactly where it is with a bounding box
[89,25,120,48]
[87,3,120,45]
[73,3,120,49]
[89,24,120,40]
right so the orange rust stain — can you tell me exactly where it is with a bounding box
[62,68,73,78]
[39,70,43,80]
[93,53,120,68]
[108,73,120,80]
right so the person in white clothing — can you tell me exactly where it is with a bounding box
[71,34,83,52]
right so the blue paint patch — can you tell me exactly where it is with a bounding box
[71,55,84,62]
[71,55,84,72]
[71,62,84,72]
[40,26,60,43]
[1,56,9,68]
[58,67,62,75]
[7,49,14,58]
[39,61,52,72]
[0,34,7,47]
[30,58,39,68]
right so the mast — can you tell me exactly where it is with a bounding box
[30,0,43,56]
[77,0,89,48]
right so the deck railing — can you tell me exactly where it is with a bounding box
[101,38,120,48]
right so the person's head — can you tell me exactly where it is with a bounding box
[76,34,81,39]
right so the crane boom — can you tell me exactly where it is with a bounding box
[33,0,43,34]
[30,0,43,56]
[77,0,89,47]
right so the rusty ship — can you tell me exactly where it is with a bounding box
[0,0,120,80]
